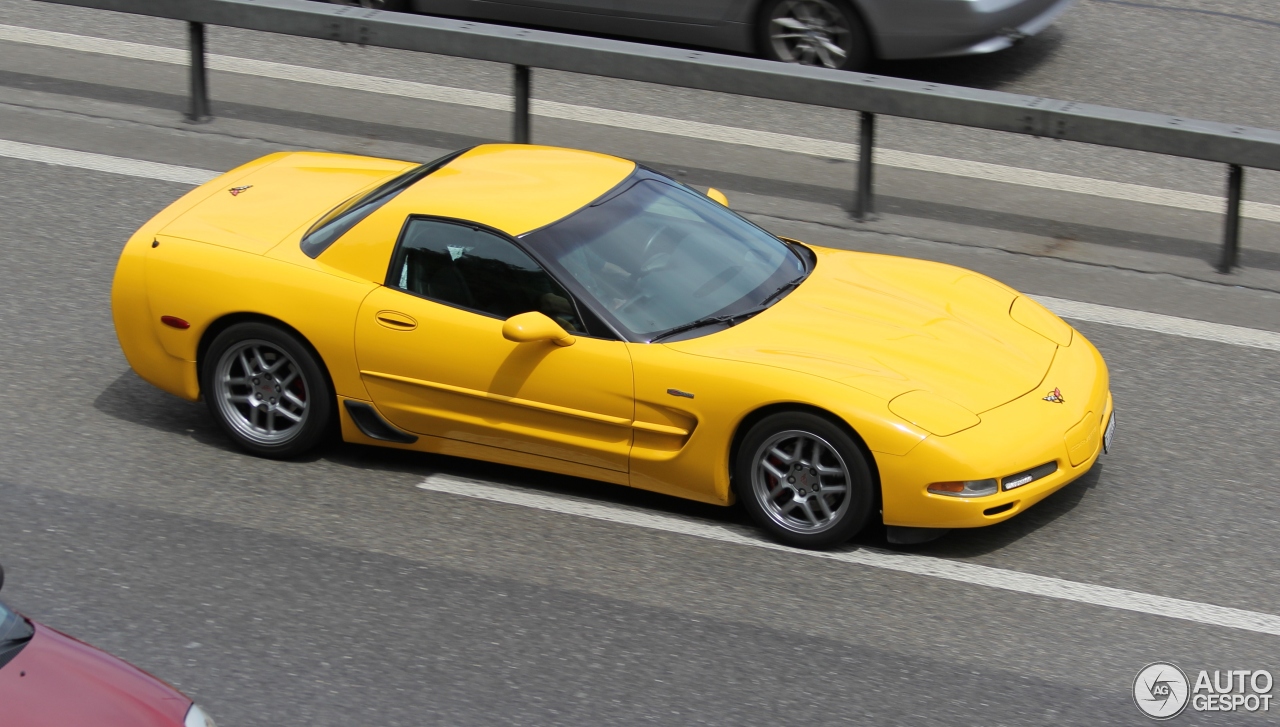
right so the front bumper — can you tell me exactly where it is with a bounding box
[871,0,1077,60]
[878,329,1110,529]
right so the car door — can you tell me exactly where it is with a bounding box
[615,0,738,23]
[491,0,736,24]
[355,217,635,472]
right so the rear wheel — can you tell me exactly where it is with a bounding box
[203,322,333,459]
[758,0,871,71]
[734,411,875,548]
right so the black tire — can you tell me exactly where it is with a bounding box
[734,411,875,548]
[202,322,334,459]
[757,0,872,72]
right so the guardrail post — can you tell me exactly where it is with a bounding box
[513,65,531,143]
[1218,164,1244,273]
[186,21,211,122]
[854,111,875,221]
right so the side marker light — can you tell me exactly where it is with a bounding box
[161,316,191,330]
[1001,461,1058,491]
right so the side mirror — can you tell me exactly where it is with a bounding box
[706,188,729,207]
[502,311,576,347]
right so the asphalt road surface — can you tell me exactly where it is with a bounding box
[0,1,1278,725]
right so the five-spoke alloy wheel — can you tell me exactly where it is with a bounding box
[203,322,333,458]
[759,0,870,71]
[735,412,875,548]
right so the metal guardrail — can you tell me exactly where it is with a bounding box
[36,0,1280,272]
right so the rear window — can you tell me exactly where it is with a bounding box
[300,148,469,258]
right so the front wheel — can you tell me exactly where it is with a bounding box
[734,412,875,548]
[758,0,871,72]
[202,322,334,459]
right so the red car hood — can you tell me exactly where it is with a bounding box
[0,622,190,727]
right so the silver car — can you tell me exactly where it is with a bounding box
[352,0,1076,70]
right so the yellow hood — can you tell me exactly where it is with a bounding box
[160,152,417,254]
[665,247,1059,414]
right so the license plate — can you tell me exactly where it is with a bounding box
[1103,411,1116,454]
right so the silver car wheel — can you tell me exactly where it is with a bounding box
[212,339,310,446]
[768,0,854,69]
[750,429,853,534]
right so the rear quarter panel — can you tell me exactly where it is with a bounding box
[112,154,295,398]
[143,235,377,402]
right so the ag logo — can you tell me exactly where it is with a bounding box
[1134,662,1190,720]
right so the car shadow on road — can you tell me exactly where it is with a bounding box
[93,369,1104,556]
[93,370,205,434]
[321,438,755,526]
[872,28,1066,91]
[319,430,1105,560]
[90,369,329,460]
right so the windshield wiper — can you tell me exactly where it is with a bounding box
[757,273,805,309]
[649,311,747,342]
[650,273,807,342]
[0,609,33,650]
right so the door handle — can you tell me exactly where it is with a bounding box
[375,310,417,331]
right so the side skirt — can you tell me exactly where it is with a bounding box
[343,400,419,444]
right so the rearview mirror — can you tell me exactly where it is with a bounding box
[706,188,729,207]
[502,312,576,347]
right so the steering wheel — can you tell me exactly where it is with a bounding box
[640,224,669,263]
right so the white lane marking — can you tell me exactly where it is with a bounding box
[3,137,1276,349]
[4,23,1280,223]
[1035,295,1280,352]
[419,474,1280,636]
[0,138,217,184]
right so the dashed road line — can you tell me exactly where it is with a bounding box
[0,138,217,185]
[1034,295,1280,352]
[418,474,1280,637]
[3,23,1280,223]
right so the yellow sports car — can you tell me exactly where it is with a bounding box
[113,144,1113,548]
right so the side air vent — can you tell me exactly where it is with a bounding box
[344,401,418,444]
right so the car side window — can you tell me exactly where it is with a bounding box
[389,218,584,333]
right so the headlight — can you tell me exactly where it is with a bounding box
[928,479,998,497]
[185,704,217,727]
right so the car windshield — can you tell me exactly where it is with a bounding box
[523,173,806,341]
[0,601,34,670]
